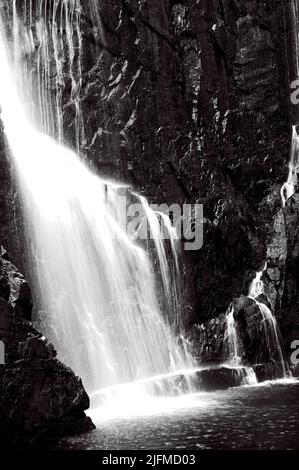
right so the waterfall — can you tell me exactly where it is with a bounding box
[0,4,194,396]
[224,305,241,367]
[248,265,287,377]
[11,0,85,151]
[222,263,286,381]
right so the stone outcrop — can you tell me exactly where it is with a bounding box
[150,366,257,394]
[192,292,291,380]
[75,1,292,333]
[0,249,94,448]
[266,191,299,367]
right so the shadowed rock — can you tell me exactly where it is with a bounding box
[0,249,95,448]
[192,293,288,379]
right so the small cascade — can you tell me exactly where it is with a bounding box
[239,367,258,386]
[248,264,287,377]
[281,126,299,207]
[224,305,241,367]
[133,194,183,331]
[224,305,257,385]
[90,369,200,409]
[231,367,257,386]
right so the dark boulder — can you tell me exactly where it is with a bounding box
[266,192,299,364]
[0,249,95,448]
[145,366,257,395]
[193,366,254,391]
[253,363,287,382]
[192,292,287,379]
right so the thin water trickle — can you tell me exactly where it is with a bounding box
[224,305,257,384]
[248,265,287,377]
[224,305,241,367]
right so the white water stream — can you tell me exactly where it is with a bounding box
[0,3,194,399]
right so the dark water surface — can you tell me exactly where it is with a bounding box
[45,381,299,450]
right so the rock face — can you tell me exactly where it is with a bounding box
[266,191,299,367]
[76,0,290,326]
[0,249,94,448]
[74,0,293,333]
[192,292,289,379]
[0,2,298,374]
[191,297,251,365]
[0,122,23,268]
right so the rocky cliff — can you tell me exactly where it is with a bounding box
[63,0,298,358]
[0,248,94,448]
[0,1,298,378]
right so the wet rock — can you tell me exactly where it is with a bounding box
[0,1,296,373]
[291,364,299,377]
[193,366,252,392]
[149,366,255,395]
[1,253,33,321]
[192,293,287,377]
[0,250,95,448]
[265,192,299,362]
[191,314,227,364]
[253,362,287,382]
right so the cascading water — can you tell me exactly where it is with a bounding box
[0,3,195,400]
[134,194,182,329]
[224,305,241,367]
[11,0,86,152]
[223,305,257,385]
[248,264,287,377]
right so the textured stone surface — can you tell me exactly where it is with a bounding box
[269,192,299,360]
[146,365,257,394]
[55,1,294,328]
[0,250,94,448]
[0,2,298,366]
[192,294,287,374]
[0,122,24,269]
